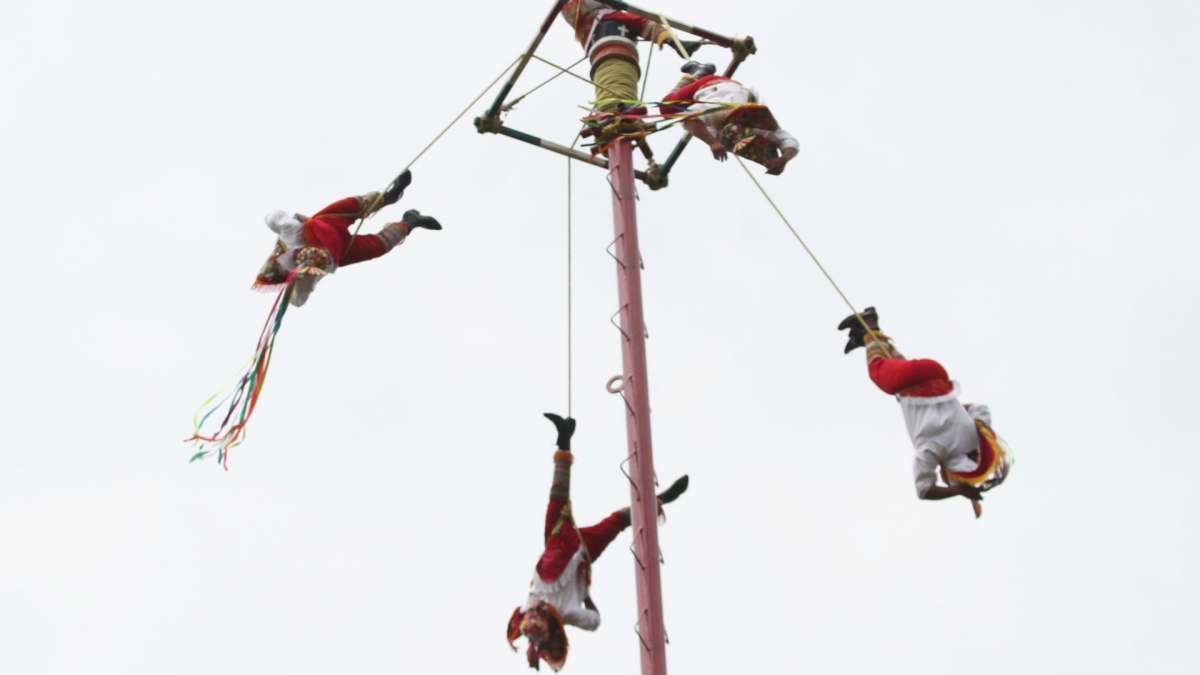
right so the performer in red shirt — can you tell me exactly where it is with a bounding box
[508,413,689,671]
[253,169,442,306]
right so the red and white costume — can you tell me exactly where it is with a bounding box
[868,355,1006,497]
[255,195,407,307]
[524,498,628,631]
[508,446,632,672]
[663,75,800,155]
[188,191,422,468]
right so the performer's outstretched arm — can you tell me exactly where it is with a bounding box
[563,604,602,631]
[684,118,728,161]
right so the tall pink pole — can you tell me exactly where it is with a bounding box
[608,138,668,675]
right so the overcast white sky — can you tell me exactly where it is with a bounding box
[2,1,1198,673]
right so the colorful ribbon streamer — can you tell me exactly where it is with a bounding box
[186,269,305,470]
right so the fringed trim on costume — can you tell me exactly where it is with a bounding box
[251,280,285,292]
[945,420,1013,491]
[185,267,312,470]
[254,240,291,288]
[507,606,526,651]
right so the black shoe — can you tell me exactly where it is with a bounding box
[402,209,442,231]
[382,170,413,206]
[543,413,577,450]
[680,60,716,77]
[657,475,689,504]
[838,307,878,354]
[837,306,879,332]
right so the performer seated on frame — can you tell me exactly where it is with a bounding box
[662,61,801,175]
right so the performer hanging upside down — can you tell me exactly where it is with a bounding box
[186,170,442,468]
[254,169,442,306]
[839,308,1012,516]
[508,413,689,671]
[662,61,800,175]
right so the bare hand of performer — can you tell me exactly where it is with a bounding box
[956,485,983,502]
[921,484,983,502]
[709,143,728,161]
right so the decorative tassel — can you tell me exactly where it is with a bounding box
[945,420,1013,490]
[186,268,306,469]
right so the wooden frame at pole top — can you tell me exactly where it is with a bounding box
[476,0,757,190]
